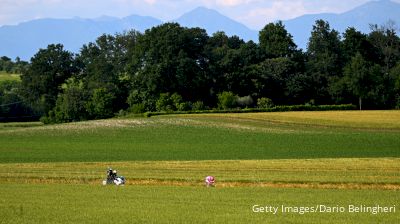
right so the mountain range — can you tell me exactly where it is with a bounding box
[0,0,399,60]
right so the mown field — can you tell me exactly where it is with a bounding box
[0,111,399,223]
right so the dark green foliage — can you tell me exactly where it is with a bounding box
[20,44,76,115]
[128,23,209,106]
[0,56,29,74]
[44,84,89,123]
[144,104,357,117]
[306,20,344,104]
[86,88,116,119]
[156,93,175,112]
[129,103,146,114]
[342,53,383,110]
[192,101,205,111]
[5,20,400,123]
[249,57,297,104]
[0,80,37,122]
[259,21,297,58]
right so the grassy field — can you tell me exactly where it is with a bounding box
[1,159,399,189]
[1,111,400,163]
[0,111,399,223]
[0,184,398,224]
[0,71,20,82]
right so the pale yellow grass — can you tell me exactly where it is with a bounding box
[1,158,399,190]
[187,110,400,129]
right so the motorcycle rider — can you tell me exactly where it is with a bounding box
[107,168,117,181]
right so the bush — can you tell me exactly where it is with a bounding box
[156,93,174,112]
[217,91,238,110]
[237,96,254,108]
[177,102,191,111]
[43,86,89,123]
[143,104,356,117]
[129,103,146,114]
[156,93,190,112]
[170,93,183,109]
[192,101,205,111]
[257,97,274,109]
[127,90,156,112]
[86,88,116,119]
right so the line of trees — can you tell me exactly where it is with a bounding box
[2,20,400,123]
[0,56,29,74]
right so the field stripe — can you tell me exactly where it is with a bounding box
[1,176,399,190]
[1,158,399,190]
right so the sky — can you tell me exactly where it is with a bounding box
[0,0,398,29]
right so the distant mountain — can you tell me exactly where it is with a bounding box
[175,7,258,41]
[284,0,400,50]
[0,15,162,60]
[1,0,399,60]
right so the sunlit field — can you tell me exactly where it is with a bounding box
[0,111,399,223]
[0,71,20,82]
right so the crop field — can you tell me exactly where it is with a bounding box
[0,111,399,223]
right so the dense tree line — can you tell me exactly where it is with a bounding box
[0,56,29,74]
[2,20,400,123]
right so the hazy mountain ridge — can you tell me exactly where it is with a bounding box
[1,0,399,60]
[284,0,400,49]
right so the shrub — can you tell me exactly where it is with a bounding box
[237,95,254,108]
[129,103,146,114]
[176,102,191,111]
[217,91,238,110]
[127,90,156,112]
[156,93,174,112]
[192,101,205,111]
[257,97,274,109]
[86,88,116,119]
[156,93,189,112]
[170,93,183,109]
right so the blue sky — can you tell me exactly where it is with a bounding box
[0,0,397,29]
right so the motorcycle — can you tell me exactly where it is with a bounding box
[102,168,125,186]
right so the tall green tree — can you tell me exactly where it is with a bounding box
[369,21,400,74]
[342,27,375,63]
[368,22,400,107]
[306,20,344,104]
[127,23,209,110]
[248,57,296,104]
[20,44,76,115]
[343,53,382,110]
[259,21,297,58]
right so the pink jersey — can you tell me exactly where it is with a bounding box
[205,176,215,184]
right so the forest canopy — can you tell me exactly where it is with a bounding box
[1,20,400,123]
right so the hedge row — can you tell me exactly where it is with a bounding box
[143,104,357,117]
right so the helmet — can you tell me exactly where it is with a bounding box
[113,170,117,174]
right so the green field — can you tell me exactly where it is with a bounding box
[0,71,20,82]
[0,111,399,223]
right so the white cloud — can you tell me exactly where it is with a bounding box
[240,1,307,28]
[215,0,258,6]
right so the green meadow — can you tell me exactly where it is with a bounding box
[0,184,398,224]
[0,111,399,223]
[0,71,20,82]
